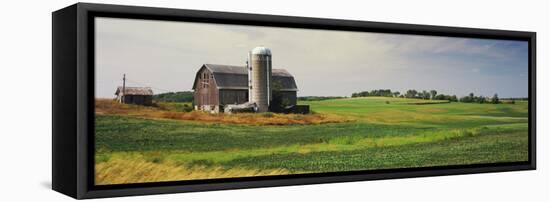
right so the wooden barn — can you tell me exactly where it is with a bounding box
[192,64,298,112]
[115,86,154,106]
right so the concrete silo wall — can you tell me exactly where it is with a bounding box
[250,53,272,112]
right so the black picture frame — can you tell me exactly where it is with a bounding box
[52,3,536,199]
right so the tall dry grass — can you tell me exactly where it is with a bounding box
[95,158,288,185]
[95,99,352,125]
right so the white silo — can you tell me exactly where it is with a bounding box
[248,46,272,112]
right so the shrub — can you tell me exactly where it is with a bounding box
[182,104,193,112]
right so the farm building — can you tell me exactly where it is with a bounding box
[115,86,154,106]
[192,46,307,114]
[193,47,309,112]
[192,64,298,113]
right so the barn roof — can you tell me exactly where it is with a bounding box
[115,87,154,95]
[204,64,247,74]
[192,64,298,91]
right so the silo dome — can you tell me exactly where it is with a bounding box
[251,46,271,55]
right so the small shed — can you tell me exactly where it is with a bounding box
[115,86,154,106]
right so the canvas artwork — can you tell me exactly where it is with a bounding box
[94,17,529,185]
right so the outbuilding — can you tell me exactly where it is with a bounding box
[115,86,154,106]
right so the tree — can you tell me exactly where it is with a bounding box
[434,94,445,100]
[393,91,400,97]
[417,91,426,99]
[491,93,500,104]
[460,93,476,103]
[383,89,392,97]
[153,91,194,102]
[478,97,486,104]
[405,89,417,98]
[421,90,430,100]
[429,90,437,100]
[450,95,458,102]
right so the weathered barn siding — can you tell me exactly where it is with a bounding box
[193,68,219,110]
[219,89,248,105]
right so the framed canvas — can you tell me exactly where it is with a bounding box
[52,3,536,199]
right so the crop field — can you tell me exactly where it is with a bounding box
[94,97,528,185]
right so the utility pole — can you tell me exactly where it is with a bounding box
[122,74,126,102]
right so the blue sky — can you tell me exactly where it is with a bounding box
[95,17,529,98]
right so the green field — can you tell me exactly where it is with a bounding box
[94,97,528,185]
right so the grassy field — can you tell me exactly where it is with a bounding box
[94,97,528,185]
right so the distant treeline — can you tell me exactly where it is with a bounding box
[351,89,457,101]
[351,89,508,104]
[459,93,501,104]
[298,96,347,101]
[153,91,193,102]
